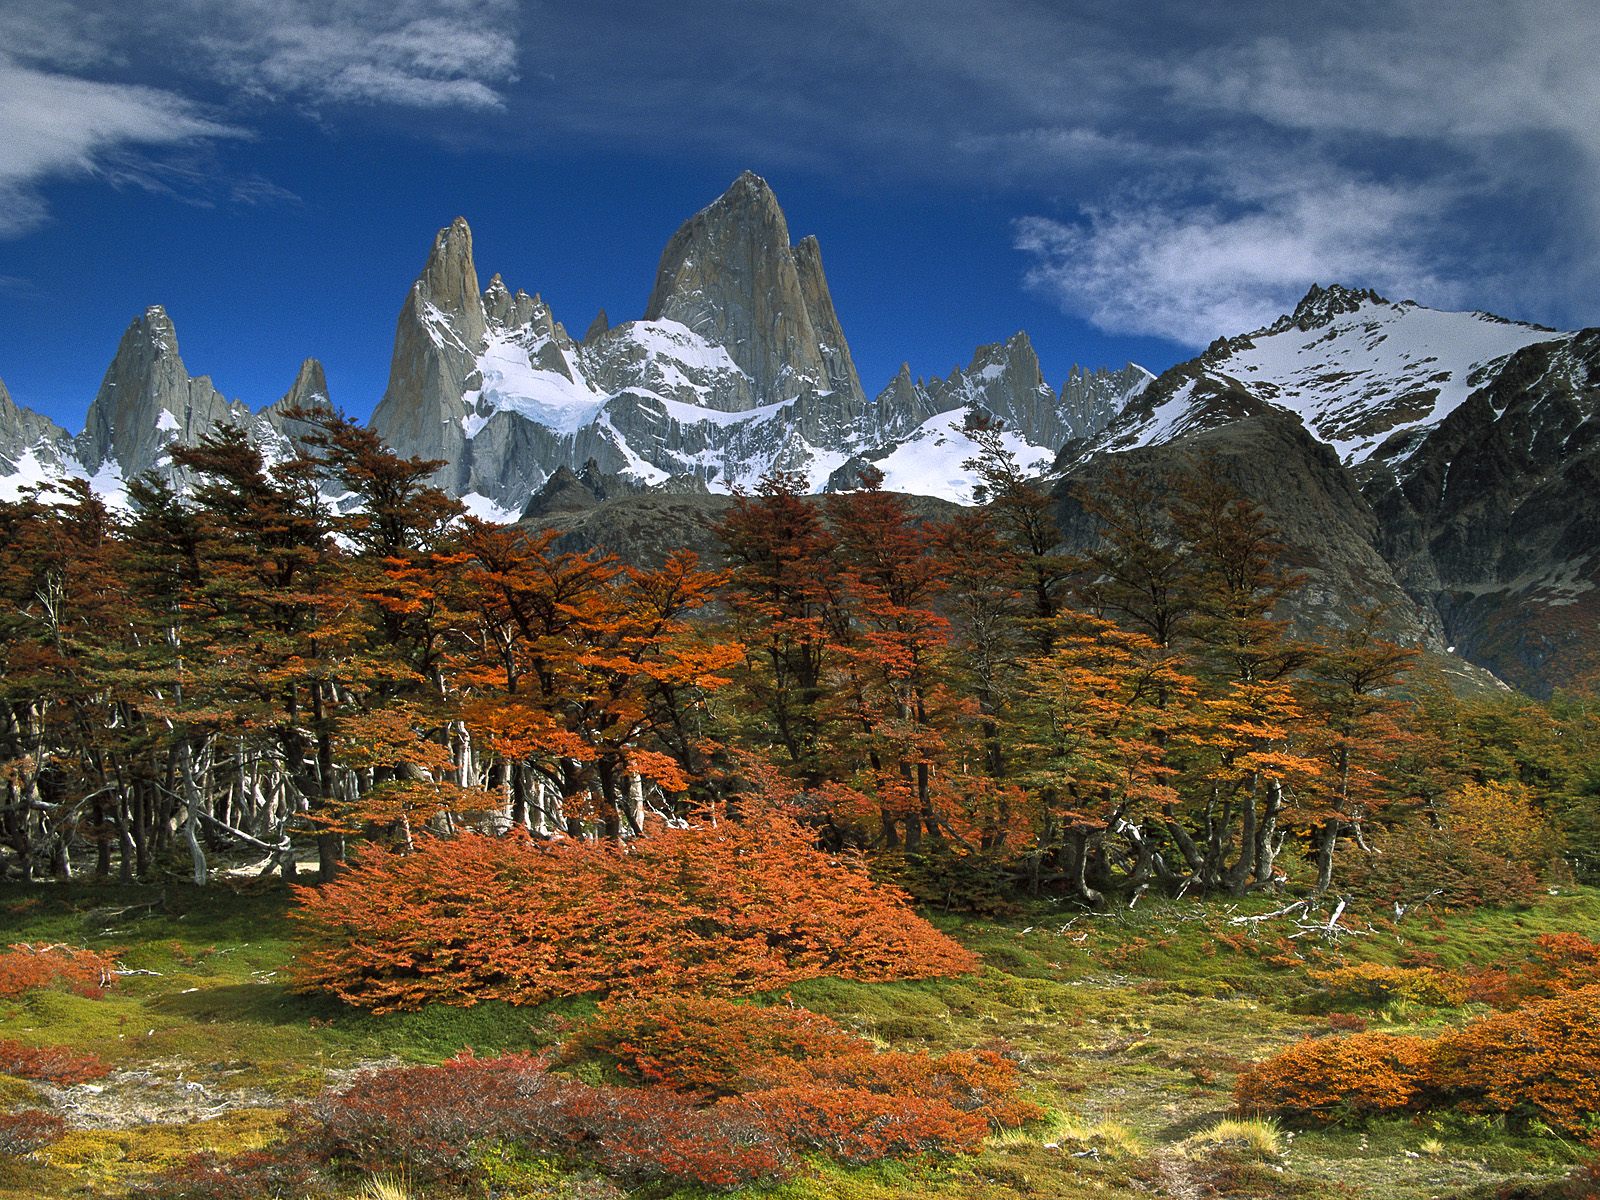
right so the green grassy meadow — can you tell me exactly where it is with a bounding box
[2,881,1595,1199]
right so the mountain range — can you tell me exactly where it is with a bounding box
[1,174,1594,695]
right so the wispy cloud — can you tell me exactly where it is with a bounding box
[0,0,519,236]
[184,0,520,111]
[0,56,241,236]
[1016,175,1463,345]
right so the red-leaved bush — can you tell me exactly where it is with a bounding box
[1239,982,1600,1136]
[290,819,977,1011]
[0,1038,111,1084]
[1429,984,1600,1136]
[0,943,115,1000]
[292,1000,1039,1188]
[570,995,866,1097]
[0,1109,66,1157]
[1467,932,1600,1010]
[1234,1031,1435,1121]
[573,995,1040,1158]
[292,1051,789,1188]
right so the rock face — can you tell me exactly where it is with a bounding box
[0,377,76,499]
[369,174,1135,508]
[369,218,485,489]
[644,171,864,410]
[1362,331,1600,694]
[78,306,249,487]
[1061,364,1153,442]
[1055,400,1447,653]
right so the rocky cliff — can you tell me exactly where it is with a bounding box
[78,306,250,489]
[367,173,1128,509]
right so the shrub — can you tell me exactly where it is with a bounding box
[1306,962,1469,1010]
[571,995,865,1097]
[0,1109,65,1156]
[1430,984,1600,1137]
[294,1051,787,1189]
[128,1146,324,1200]
[0,1039,111,1084]
[298,1005,1039,1190]
[1234,1032,1435,1122]
[783,1046,1042,1133]
[0,943,115,1000]
[291,819,977,1012]
[730,1083,988,1162]
[573,996,1040,1132]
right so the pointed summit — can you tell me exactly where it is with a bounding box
[371,218,489,485]
[256,357,332,447]
[280,357,329,411]
[80,305,243,480]
[1284,283,1388,331]
[415,216,487,345]
[584,308,610,342]
[645,172,865,408]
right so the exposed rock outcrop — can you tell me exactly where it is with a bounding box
[78,306,248,486]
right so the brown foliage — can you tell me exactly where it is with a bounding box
[1234,1032,1435,1121]
[1430,984,1600,1137]
[290,817,977,1012]
[0,943,116,1000]
[0,1038,112,1084]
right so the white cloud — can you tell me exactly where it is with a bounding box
[0,56,241,236]
[186,1,520,111]
[0,0,520,236]
[1016,176,1463,346]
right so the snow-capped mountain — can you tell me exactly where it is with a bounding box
[1074,284,1565,473]
[1075,289,1561,473]
[1050,283,1599,696]
[370,173,1137,510]
[0,172,1140,516]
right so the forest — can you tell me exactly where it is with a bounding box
[2,410,1598,1199]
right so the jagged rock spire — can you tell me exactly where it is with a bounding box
[79,305,244,480]
[645,171,864,408]
[370,218,487,486]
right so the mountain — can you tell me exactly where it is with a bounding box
[369,173,1144,509]
[1,172,1139,520]
[1363,331,1600,694]
[1072,284,1562,472]
[4,181,1594,695]
[78,305,252,495]
[1059,285,1597,695]
[0,376,76,502]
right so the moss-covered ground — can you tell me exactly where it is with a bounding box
[0,880,1594,1199]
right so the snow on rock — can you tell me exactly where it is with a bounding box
[869,413,1055,504]
[1203,294,1562,464]
[458,491,523,524]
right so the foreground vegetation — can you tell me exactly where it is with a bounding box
[2,880,1598,1199]
[3,414,1599,1196]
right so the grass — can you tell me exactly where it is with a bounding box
[1187,1116,1284,1158]
[0,879,1594,1198]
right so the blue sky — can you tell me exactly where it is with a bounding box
[1,0,1597,430]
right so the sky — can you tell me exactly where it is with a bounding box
[1,0,1598,430]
